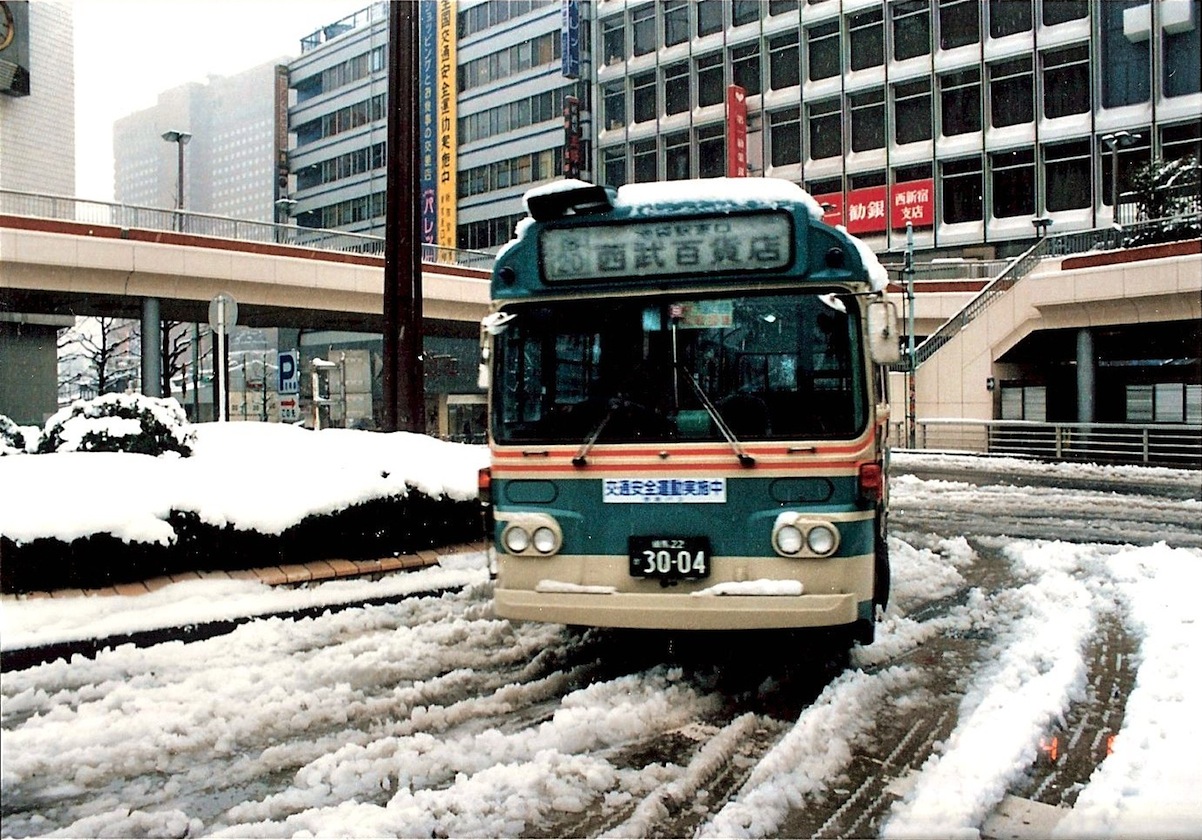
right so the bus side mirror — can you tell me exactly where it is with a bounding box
[478,337,492,389]
[867,300,902,364]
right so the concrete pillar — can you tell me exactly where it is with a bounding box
[1076,327,1096,423]
[141,298,162,398]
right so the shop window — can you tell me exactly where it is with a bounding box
[851,89,885,152]
[939,0,980,50]
[632,139,658,183]
[631,4,657,57]
[989,0,1031,38]
[1042,0,1087,26]
[698,125,726,177]
[808,21,841,81]
[941,68,981,136]
[1001,385,1046,421]
[697,52,725,107]
[1043,45,1090,118]
[893,0,932,61]
[664,62,690,116]
[991,149,1035,218]
[850,8,884,71]
[990,58,1033,128]
[942,156,984,223]
[770,108,802,166]
[894,79,933,144]
[1127,384,1202,423]
[1044,140,1092,211]
[808,99,843,160]
[664,0,689,47]
[732,43,762,97]
[769,32,800,90]
[1100,1,1150,108]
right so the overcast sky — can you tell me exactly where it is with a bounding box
[73,0,368,201]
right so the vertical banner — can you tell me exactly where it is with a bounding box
[561,0,581,79]
[419,0,438,245]
[436,0,458,255]
[563,95,582,178]
[725,85,747,177]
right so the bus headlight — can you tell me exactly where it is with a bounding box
[772,514,841,558]
[774,524,805,555]
[499,514,563,557]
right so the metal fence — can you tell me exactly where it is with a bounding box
[0,189,497,270]
[889,419,1202,469]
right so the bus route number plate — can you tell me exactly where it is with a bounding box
[629,537,711,581]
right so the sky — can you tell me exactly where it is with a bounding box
[73,0,368,201]
[2,428,1200,837]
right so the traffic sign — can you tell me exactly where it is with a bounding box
[208,293,238,334]
[278,350,299,394]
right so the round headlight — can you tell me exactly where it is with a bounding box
[775,524,804,555]
[532,526,558,554]
[503,526,530,553]
[807,524,837,555]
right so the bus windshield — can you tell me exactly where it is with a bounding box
[492,291,866,445]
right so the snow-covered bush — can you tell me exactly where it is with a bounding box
[37,394,196,457]
[1,414,33,456]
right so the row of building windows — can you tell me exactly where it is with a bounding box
[295,93,386,146]
[459,211,528,252]
[459,146,567,198]
[600,120,1200,226]
[459,86,583,145]
[293,46,386,104]
[296,141,387,190]
[297,189,386,230]
[458,0,556,39]
[459,30,562,93]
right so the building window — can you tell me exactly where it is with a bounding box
[1042,0,1087,26]
[808,98,843,160]
[808,21,841,81]
[941,68,981,136]
[990,58,1033,128]
[894,79,933,144]
[1164,4,1202,98]
[849,8,884,71]
[631,4,657,57]
[770,108,802,166]
[939,0,980,50]
[732,43,761,96]
[769,0,799,15]
[1162,121,1202,164]
[1100,1,1150,108]
[665,131,691,181]
[602,17,625,65]
[1043,45,1090,119]
[1100,129,1150,206]
[633,71,657,123]
[733,0,761,26]
[991,149,1035,218]
[664,61,690,115]
[664,0,689,46]
[942,156,983,223]
[1044,140,1091,211]
[769,32,800,90]
[603,83,625,130]
[632,139,657,183]
[851,89,886,152]
[697,52,725,107]
[989,0,1031,38]
[697,0,724,37]
[698,124,725,177]
[893,0,932,61]
[603,147,627,188]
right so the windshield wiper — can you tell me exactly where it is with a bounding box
[572,399,621,466]
[679,366,756,468]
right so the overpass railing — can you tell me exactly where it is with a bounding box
[888,418,1201,469]
[0,189,496,271]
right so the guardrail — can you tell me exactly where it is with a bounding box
[0,189,496,271]
[889,418,1202,469]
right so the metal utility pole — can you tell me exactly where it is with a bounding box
[382,0,425,432]
[904,222,916,449]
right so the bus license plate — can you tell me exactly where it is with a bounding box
[629,537,711,580]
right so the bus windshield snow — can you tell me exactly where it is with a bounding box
[492,291,866,446]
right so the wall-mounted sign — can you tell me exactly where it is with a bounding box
[561,0,580,79]
[563,95,582,178]
[725,85,747,178]
[813,178,935,234]
[419,0,438,244]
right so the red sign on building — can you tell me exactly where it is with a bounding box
[811,179,935,234]
[811,191,844,227]
[726,85,747,178]
[563,95,582,178]
[890,178,935,229]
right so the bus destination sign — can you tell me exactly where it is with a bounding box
[540,213,793,283]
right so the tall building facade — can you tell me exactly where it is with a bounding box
[284,0,1199,261]
[113,60,289,222]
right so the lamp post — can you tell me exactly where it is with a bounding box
[1101,131,1140,224]
[161,130,192,228]
[274,197,297,244]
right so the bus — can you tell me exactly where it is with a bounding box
[478,177,900,649]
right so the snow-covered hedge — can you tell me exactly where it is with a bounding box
[38,394,196,457]
[0,414,34,456]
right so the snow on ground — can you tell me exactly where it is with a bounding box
[2,442,1202,838]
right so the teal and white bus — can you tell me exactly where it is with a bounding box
[478,178,900,648]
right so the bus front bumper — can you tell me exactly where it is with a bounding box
[493,588,861,631]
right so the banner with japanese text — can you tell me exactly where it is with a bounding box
[420,0,438,245]
[725,85,747,178]
[437,0,458,254]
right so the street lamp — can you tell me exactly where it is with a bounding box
[161,130,192,223]
[1101,131,1141,224]
[274,197,297,244]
